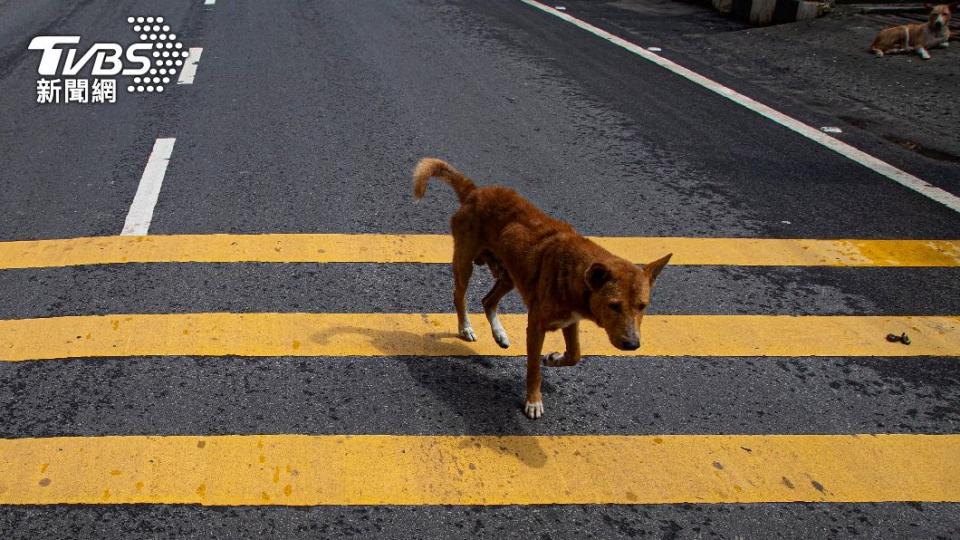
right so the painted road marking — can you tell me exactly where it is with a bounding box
[0,234,957,269]
[519,0,960,214]
[1,433,958,505]
[177,47,203,84]
[0,313,956,361]
[120,138,176,236]
[205,0,215,5]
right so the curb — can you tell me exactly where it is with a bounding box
[712,0,831,25]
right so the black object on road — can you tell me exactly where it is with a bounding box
[886,332,912,345]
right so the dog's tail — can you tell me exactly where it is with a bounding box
[413,158,476,204]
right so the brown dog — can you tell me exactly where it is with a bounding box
[871,4,954,59]
[413,158,671,419]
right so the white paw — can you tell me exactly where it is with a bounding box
[524,401,544,419]
[541,352,564,366]
[487,314,510,348]
[941,42,950,48]
[459,327,477,342]
[493,329,510,348]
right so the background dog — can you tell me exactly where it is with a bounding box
[414,158,671,419]
[871,4,954,59]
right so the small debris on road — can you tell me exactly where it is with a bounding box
[820,126,843,134]
[648,47,663,52]
[886,332,911,345]
[555,6,566,10]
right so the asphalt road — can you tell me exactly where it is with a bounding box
[0,0,959,537]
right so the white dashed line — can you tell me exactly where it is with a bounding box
[121,138,176,236]
[205,0,216,5]
[177,47,203,84]
[520,0,960,214]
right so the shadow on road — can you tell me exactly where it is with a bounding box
[310,324,551,468]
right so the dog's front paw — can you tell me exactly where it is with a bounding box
[542,352,564,367]
[459,327,477,342]
[487,314,510,348]
[524,400,544,419]
[493,328,510,348]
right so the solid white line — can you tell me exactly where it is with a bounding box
[177,47,203,85]
[205,0,216,5]
[519,0,960,214]
[121,138,176,236]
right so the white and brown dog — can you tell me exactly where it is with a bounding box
[871,4,955,60]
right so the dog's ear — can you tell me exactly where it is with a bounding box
[642,253,673,285]
[585,262,612,291]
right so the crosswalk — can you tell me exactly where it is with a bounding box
[2,313,958,361]
[1,234,958,268]
[4,434,959,505]
[0,233,957,507]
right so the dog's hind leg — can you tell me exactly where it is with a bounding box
[452,244,478,342]
[482,276,514,348]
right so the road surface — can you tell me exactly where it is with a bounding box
[0,0,958,537]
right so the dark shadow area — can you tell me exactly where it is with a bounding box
[309,325,550,467]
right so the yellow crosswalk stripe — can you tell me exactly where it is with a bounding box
[1,433,957,505]
[0,234,958,269]
[0,313,957,361]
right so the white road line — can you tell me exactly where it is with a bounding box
[520,0,960,214]
[205,0,216,5]
[177,47,203,85]
[121,138,176,236]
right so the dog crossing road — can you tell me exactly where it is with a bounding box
[1,0,959,536]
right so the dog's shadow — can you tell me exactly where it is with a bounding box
[311,325,553,468]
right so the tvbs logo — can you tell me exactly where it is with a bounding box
[29,36,152,77]
[29,16,188,104]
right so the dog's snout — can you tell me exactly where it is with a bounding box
[621,338,640,351]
